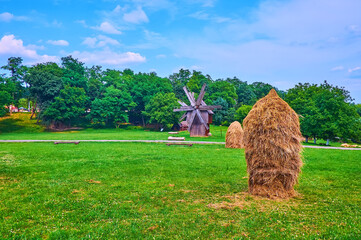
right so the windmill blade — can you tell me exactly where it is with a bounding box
[198,105,222,110]
[179,112,187,122]
[196,109,209,130]
[201,100,213,114]
[196,84,207,106]
[173,106,194,112]
[183,86,196,106]
[187,110,197,131]
[178,100,188,107]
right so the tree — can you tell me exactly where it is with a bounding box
[235,105,253,123]
[226,77,256,106]
[143,92,180,129]
[24,62,63,119]
[86,65,104,102]
[127,72,173,125]
[208,80,237,107]
[0,90,12,116]
[212,97,235,125]
[42,86,88,128]
[250,82,275,100]
[89,86,135,128]
[61,56,88,89]
[1,57,28,109]
[186,71,212,100]
[286,81,361,144]
[169,69,191,100]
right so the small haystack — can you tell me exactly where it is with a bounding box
[243,89,303,199]
[225,121,244,148]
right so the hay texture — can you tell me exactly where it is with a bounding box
[225,121,244,148]
[243,89,303,199]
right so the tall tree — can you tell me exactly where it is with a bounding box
[61,56,87,90]
[24,62,63,119]
[1,57,28,109]
[212,97,235,125]
[169,69,191,100]
[143,92,180,129]
[208,80,237,107]
[127,72,173,125]
[89,85,135,128]
[42,86,88,128]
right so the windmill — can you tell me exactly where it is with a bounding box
[173,84,221,137]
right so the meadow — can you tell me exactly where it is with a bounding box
[0,113,343,147]
[1,142,360,239]
[1,113,360,238]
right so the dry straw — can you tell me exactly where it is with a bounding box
[225,121,244,148]
[243,89,303,199]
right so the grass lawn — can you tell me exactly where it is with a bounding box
[0,142,360,239]
[0,113,345,147]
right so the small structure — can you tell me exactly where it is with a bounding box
[225,121,244,148]
[173,84,221,137]
[243,89,303,199]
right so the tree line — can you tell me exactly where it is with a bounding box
[1,56,360,143]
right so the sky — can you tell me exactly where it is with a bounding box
[1,0,361,102]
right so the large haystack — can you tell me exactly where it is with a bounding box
[225,121,244,148]
[243,89,303,199]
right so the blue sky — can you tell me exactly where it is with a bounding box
[1,0,361,102]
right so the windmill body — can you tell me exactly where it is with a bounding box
[173,84,221,137]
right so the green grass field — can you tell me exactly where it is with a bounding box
[1,142,360,239]
[0,113,345,147]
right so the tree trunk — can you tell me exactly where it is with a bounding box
[9,105,12,116]
[313,137,316,144]
[30,102,37,119]
[142,115,145,127]
[326,139,330,146]
[305,136,308,143]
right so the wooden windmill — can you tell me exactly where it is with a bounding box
[173,84,221,137]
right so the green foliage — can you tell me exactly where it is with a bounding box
[143,92,180,128]
[25,62,63,111]
[61,56,88,89]
[89,86,135,128]
[186,70,212,99]
[17,98,28,109]
[356,104,361,117]
[212,97,235,125]
[42,86,88,127]
[235,105,253,123]
[208,80,237,106]
[1,57,28,104]
[169,68,191,100]
[127,72,173,124]
[286,81,361,142]
[0,90,12,116]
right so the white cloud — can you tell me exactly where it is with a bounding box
[82,37,97,48]
[0,12,13,22]
[348,67,361,73]
[189,11,209,20]
[75,19,88,27]
[69,49,146,66]
[0,35,58,63]
[331,66,345,71]
[156,54,166,59]
[82,35,120,48]
[47,40,69,46]
[123,7,149,24]
[0,12,29,22]
[92,22,121,34]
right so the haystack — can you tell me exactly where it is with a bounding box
[225,121,244,148]
[243,89,303,199]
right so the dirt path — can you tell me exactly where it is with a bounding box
[0,139,360,150]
